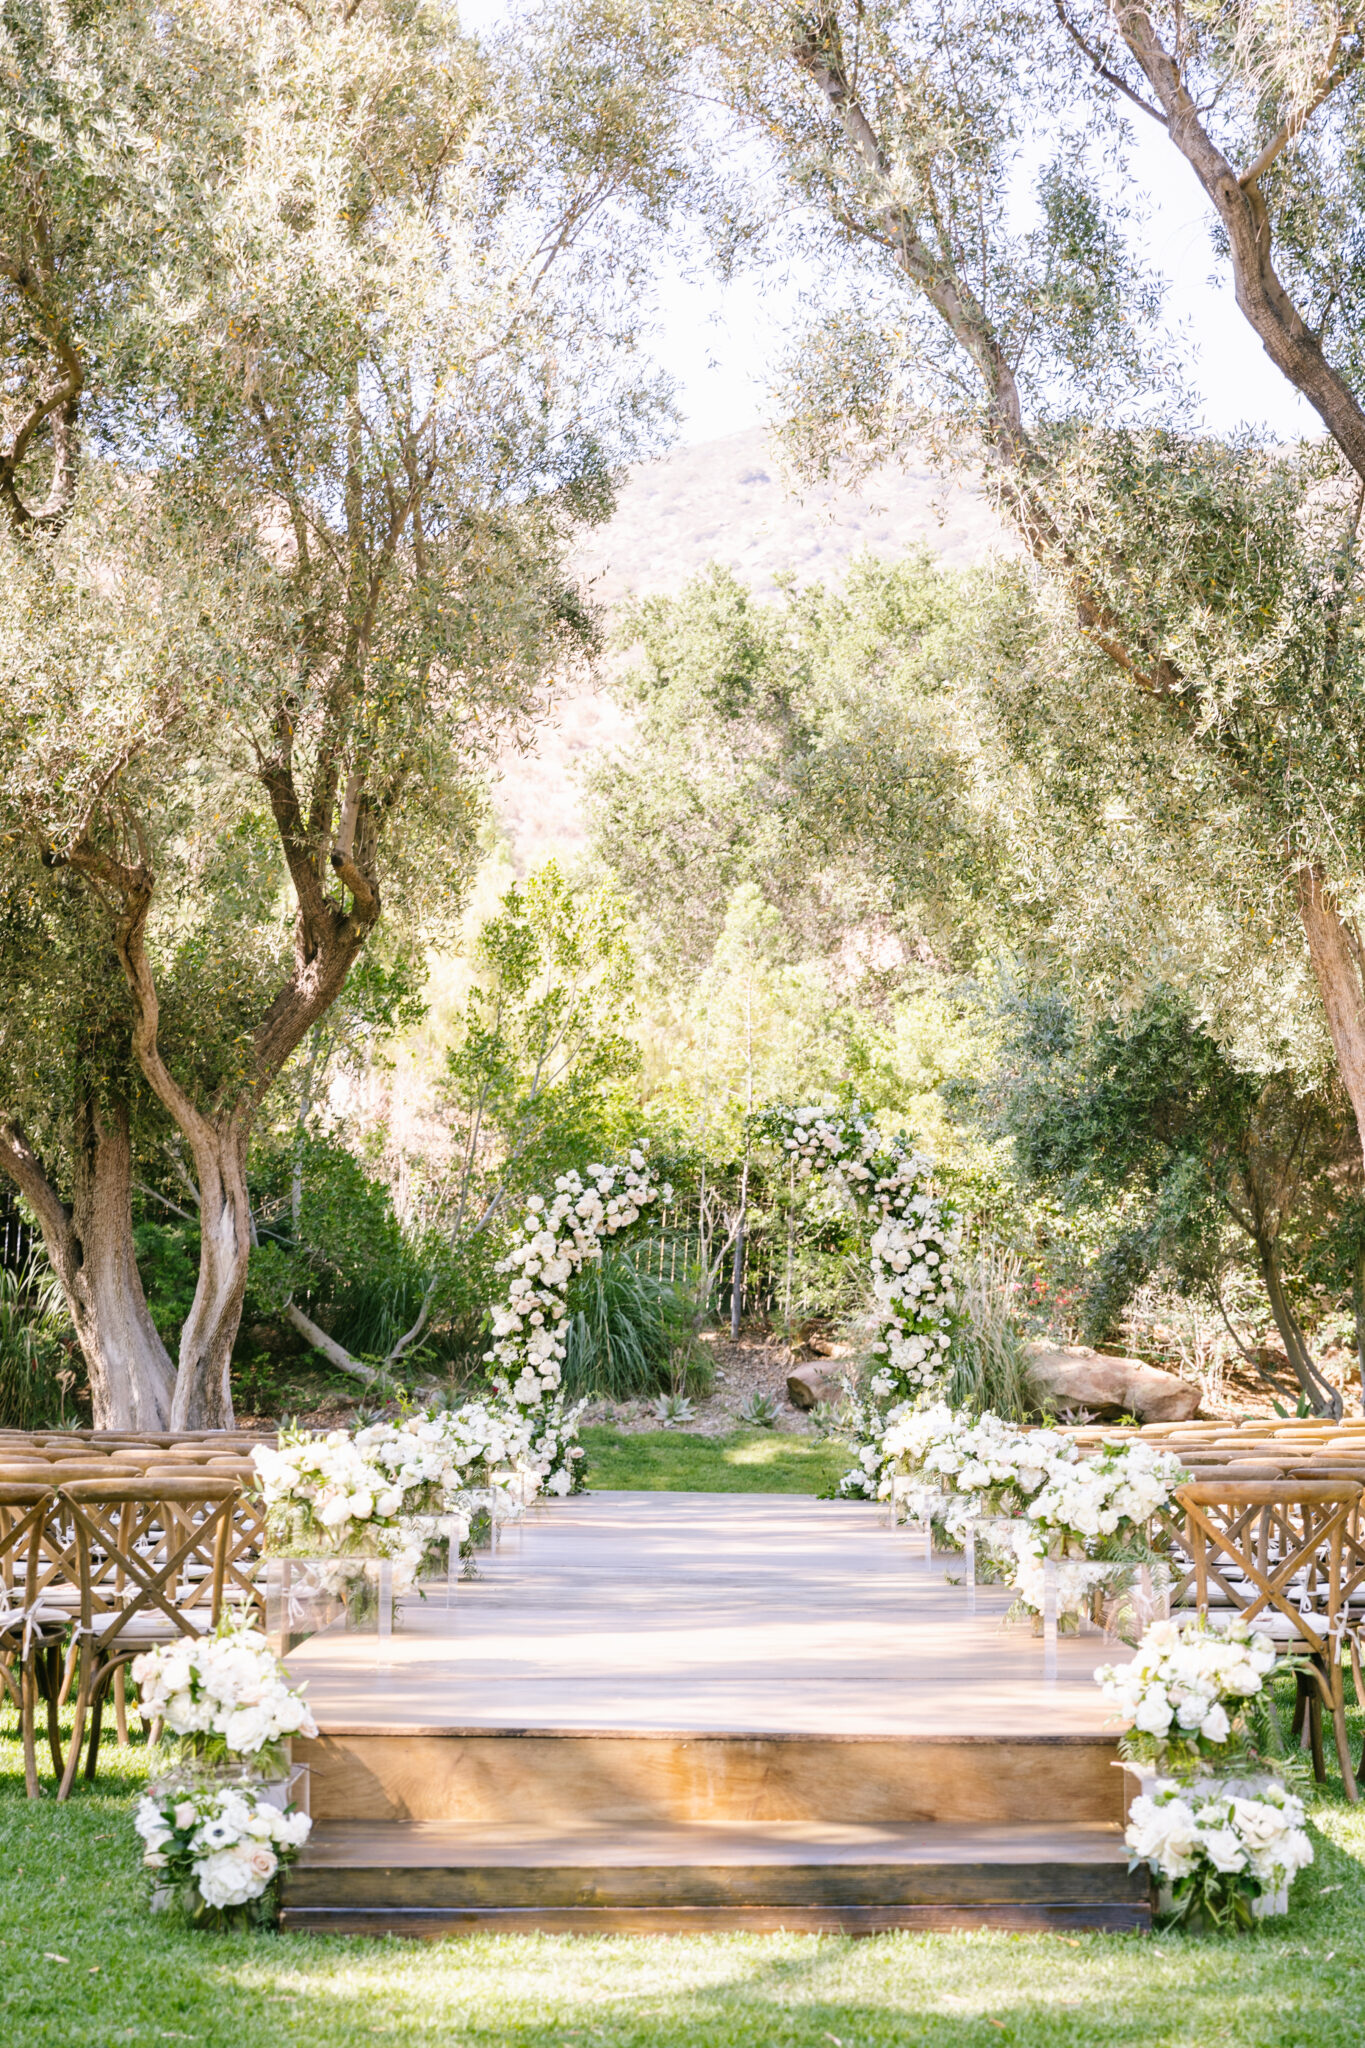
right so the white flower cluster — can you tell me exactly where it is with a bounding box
[253,1418,449,1555]
[1126,1777,1312,1896]
[131,1626,318,1764]
[1009,1439,1186,1618]
[1096,1615,1277,1748]
[769,1104,959,1407]
[523,1391,588,1498]
[135,1783,311,1911]
[1023,1439,1186,1548]
[847,1399,1073,1515]
[253,1404,545,1561]
[487,1151,671,1412]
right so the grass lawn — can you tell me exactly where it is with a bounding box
[4,1720,1365,2047]
[578,1425,851,1494]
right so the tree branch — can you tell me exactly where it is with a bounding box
[1112,2,1365,480]
[1053,1,1168,123]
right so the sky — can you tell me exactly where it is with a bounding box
[464,0,1321,454]
[649,119,1320,448]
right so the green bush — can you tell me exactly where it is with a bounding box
[0,1254,77,1428]
[560,1243,701,1401]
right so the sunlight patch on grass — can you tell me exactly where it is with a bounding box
[578,1425,849,1493]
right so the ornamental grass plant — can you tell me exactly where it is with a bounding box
[560,1244,700,1401]
[947,1247,1034,1422]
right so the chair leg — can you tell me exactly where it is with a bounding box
[57,1638,79,1709]
[1292,1673,1309,1744]
[1321,1660,1359,1803]
[1308,1689,1328,1783]
[42,1648,64,1781]
[58,1646,94,1803]
[113,1665,128,1747]
[19,1662,40,1800]
[84,1674,107,1783]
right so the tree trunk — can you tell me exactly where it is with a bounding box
[284,1302,382,1388]
[1294,864,1365,1172]
[169,1120,252,1430]
[0,1097,175,1429]
[1353,1239,1365,1420]
[1256,1234,1342,1418]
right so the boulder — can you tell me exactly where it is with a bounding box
[786,1362,840,1411]
[1024,1341,1201,1424]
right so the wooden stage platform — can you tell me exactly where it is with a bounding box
[283,1492,1148,1935]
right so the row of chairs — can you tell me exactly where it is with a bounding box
[0,1474,264,1799]
[1058,1420,1365,1791]
[1161,1478,1363,1799]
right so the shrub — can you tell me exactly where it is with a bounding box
[948,1246,1032,1421]
[561,1242,700,1401]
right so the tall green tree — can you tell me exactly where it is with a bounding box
[0,0,675,1425]
[575,0,1365,1184]
[976,990,1362,1413]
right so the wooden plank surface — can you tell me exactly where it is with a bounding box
[282,1817,1144,1908]
[296,1818,1132,1867]
[286,1492,1117,1739]
[296,1730,1126,1824]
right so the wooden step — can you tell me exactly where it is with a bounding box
[279,1819,1151,1936]
[297,1730,1126,1826]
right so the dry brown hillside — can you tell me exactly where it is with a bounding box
[492,427,1011,866]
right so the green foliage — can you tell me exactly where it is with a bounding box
[589,556,978,979]
[965,986,1359,1406]
[132,1222,201,1352]
[246,1133,433,1365]
[0,1255,76,1429]
[560,1243,697,1401]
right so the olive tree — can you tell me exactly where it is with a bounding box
[0,0,675,1426]
[570,0,1365,1196]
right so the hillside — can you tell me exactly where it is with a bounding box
[491,426,1012,866]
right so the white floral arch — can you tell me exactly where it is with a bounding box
[761,1102,960,1406]
[484,1151,672,1491]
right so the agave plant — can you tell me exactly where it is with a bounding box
[736,1390,781,1429]
[652,1391,696,1427]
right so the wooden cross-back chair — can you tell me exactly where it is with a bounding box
[1173,1479,1361,1800]
[0,1482,75,1797]
[221,1487,267,1624]
[58,1477,237,1801]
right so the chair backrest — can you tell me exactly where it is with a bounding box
[0,1481,77,1618]
[60,1478,238,1653]
[1175,1480,1363,1654]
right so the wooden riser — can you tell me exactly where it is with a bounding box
[281,1903,1151,1936]
[279,1818,1150,1936]
[296,1732,1126,1826]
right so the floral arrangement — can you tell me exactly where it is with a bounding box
[1124,1776,1312,1931]
[482,1149,670,1492]
[1011,1438,1186,1619]
[135,1781,312,1923]
[842,1399,1073,1525]
[131,1624,318,1778]
[760,1102,960,1425]
[487,1152,671,1405]
[523,1391,588,1498]
[252,1418,451,1557]
[1097,1613,1312,1929]
[1096,1615,1280,1775]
